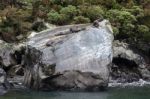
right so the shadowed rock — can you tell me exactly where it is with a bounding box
[0,68,10,95]
[0,41,25,68]
[111,40,150,83]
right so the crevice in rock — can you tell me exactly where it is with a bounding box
[113,57,138,69]
[2,47,26,77]
[13,51,22,64]
[111,57,142,83]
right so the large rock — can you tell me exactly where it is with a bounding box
[24,20,114,91]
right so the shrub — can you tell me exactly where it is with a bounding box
[60,5,78,18]
[0,26,16,42]
[48,10,69,25]
[106,10,136,24]
[0,27,13,34]
[123,6,144,19]
[0,7,32,42]
[112,26,119,36]
[137,25,150,42]
[57,0,83,6]
[106,9,137,39]
[138,25,149,34]
[82,6,104,21]
[73,16,90,24]
[96,0,117,8]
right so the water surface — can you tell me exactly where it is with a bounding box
[1,87,150,99]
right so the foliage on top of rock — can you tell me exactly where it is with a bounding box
[0,0,149,45]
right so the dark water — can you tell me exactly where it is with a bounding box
[1,87,150,99]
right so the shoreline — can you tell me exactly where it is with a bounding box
[109,79,150,88]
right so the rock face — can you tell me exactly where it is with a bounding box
[0,40,26,93]
[0,68,10,95]
[0,41,17,67]
[111,41,150,83]
[0,40,25,68]
[24,20,114,91]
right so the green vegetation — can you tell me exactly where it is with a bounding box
[73,16,90,24]
[81,6,104,21]
[47,10,69,25]
[60,5,78,18]
[0,6,32,42]
[0,0,149,45]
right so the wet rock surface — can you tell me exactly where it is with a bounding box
[45,71,108,91]
[24,20,114,91]
[111,40,150,83]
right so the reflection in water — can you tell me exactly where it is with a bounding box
[1,87,150,99]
